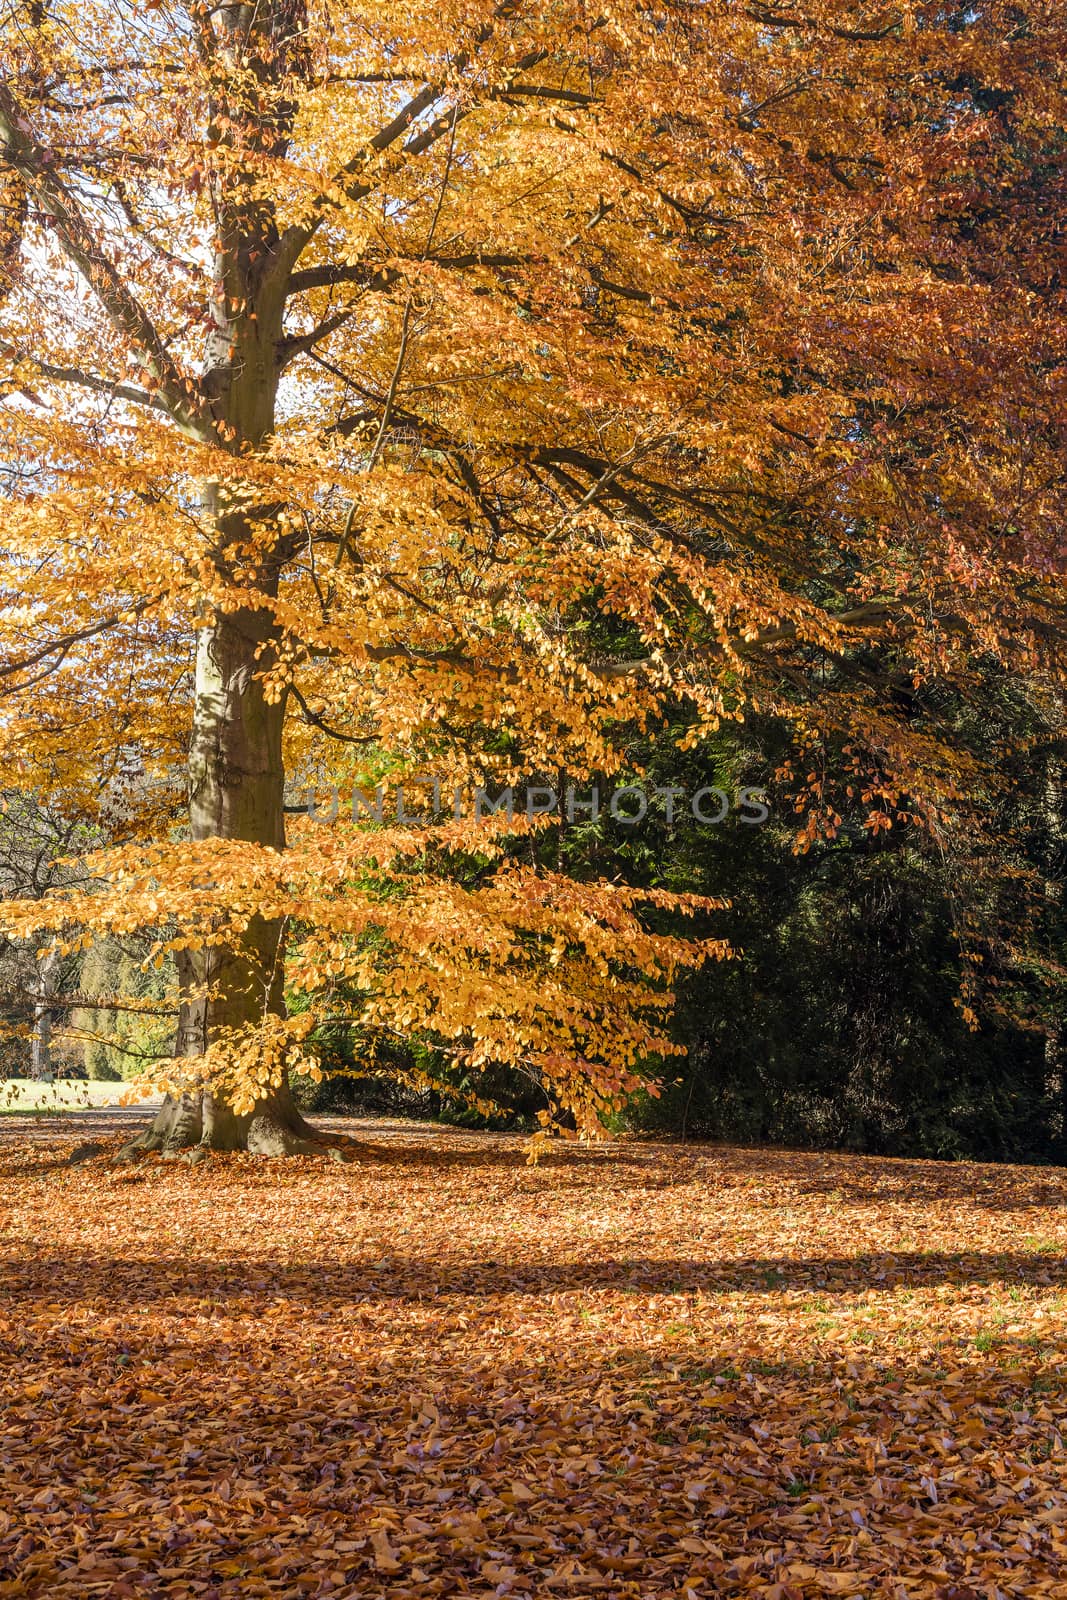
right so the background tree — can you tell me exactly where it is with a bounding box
[610,707,1065,1163]
[75,937,177,1083]
[0,793,90,1079]
[0,1,1062,1154]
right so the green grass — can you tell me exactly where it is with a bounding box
[0,1079,158,1113]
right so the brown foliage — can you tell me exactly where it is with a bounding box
[1,1122,1065,1597]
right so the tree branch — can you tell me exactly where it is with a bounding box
[0,344,173,413]
[0,84,209,437]
[287,682,377,745]
[287,254,526,295]
[267,32,549,294]
[0,600,157,694]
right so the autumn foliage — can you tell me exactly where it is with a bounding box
[2,1116,1067,1596]
[0,2,1063,1143]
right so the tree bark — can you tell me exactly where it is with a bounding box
[29,944,60,1081]
[120,594,326,1158]
[109,4,335,1160]
[131,1081,322,1159]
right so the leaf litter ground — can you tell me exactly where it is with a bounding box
[0,1118,1064,1598]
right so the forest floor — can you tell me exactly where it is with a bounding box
[0,1119,1065,1599]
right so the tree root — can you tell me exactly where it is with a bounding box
[113,1089,359,1163]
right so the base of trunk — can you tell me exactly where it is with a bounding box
[115,1082,353,1162]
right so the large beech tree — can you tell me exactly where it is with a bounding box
[0,1,1062,1153]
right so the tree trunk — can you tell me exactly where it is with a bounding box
[120,586,324,1159]
[133,1081,321,1159]
[117,2,331,1160]
[29,944,60,1081]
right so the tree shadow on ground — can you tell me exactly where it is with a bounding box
[3,1118,1066,1203]
[3,1246,1064,1310]
[713,1143,1067,1209]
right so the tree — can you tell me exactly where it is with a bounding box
[0,1,1062,1153]
[75,937,178,1083]
[0,793,90,1079]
